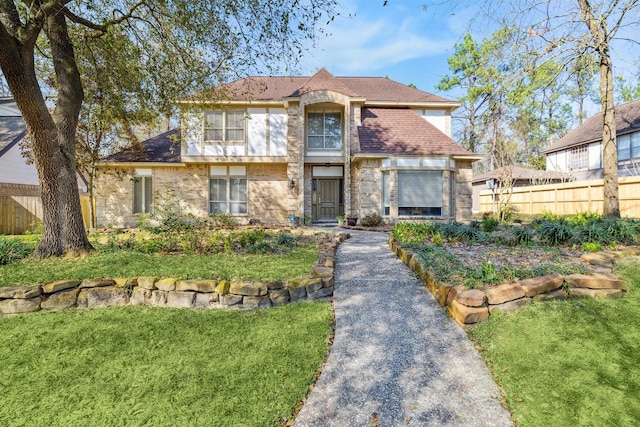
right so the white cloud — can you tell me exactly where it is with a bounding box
[302,10,457,75]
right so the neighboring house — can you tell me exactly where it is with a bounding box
[471,165,568,213]
[95,68,481,227]
[544,99,640,180]
[0,97,88,196]
[0,97,40,197]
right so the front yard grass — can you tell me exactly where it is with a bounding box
[468,258,640,426]
[0,302,333,426]
[0,246,317,286]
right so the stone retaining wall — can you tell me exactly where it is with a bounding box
[390,238,633,326]
[0,232,349,317]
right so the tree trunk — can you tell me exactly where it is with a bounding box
[578,0,620,218]
[46,12,94,253]
[600,54,620,217]
[0,24,66,257]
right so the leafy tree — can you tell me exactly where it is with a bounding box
[495,0,640,217]
[0,0,336,257]
[616,73,640,103]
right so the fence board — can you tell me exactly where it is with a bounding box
[478,176,640,218]
[0,195,90,235]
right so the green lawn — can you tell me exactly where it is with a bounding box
[0,246,317,286]
[0,302,333,426]
[468,258,640,426]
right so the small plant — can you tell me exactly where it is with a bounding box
[0,237,33,265]
[481,216,499,232]
[431,232,444,246]
[581,242,603,252]
[510,226,535,245]
[23,221,43,235]
[208,212,238,229]
[536,219,574,246]
[360,212,383,227]
[336,215,344,226]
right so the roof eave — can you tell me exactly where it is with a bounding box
[363,101,460,109]
[176,99,286,106]
[99,161,185,167]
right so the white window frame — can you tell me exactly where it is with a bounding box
[307,111,342,150]
[209,166,248,215]
[132,175,153,215]
[569,145,588,170]
[204,110,246,143]
[382,171,390,216]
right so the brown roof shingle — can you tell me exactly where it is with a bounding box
[472,165,568,184]
[544,99,640,153]
[105,129,181,163]
[357,108,475,157]
[186,68,455,105]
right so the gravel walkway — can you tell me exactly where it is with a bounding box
[294,230,513,427]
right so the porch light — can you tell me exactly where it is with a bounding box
[289,179,296,189]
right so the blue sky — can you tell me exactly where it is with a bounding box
[298,0,482,99]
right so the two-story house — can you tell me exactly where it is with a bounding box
[544,99,640,180]
[95,69,480,227]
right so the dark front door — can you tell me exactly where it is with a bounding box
[316,179,339,221]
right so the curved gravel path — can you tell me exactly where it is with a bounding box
[294,230,513,427]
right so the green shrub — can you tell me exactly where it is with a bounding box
[207,212,238,229]
[510,226,535,245]
[567,211,603,227]
[536,220,574,246]
[392,223,434,244]
[360,212,383,227]
[581,241,603,252]
[0,237,33,265]
[499,204,519,222]
[481,216,499,232]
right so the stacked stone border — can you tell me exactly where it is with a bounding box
[0,232,349,316]
[390,238,637,326]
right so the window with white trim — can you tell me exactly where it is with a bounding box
[209,166,247,215]
[307,112,342,149]
[569,145,588,170]
[204,110,245,142]
[398,171,443,216]
[618,134,631,161]
[382,171,390,216]
[632,132,640,159]
[133,175,153,214]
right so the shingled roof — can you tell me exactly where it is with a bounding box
[357,108,476,157]
[104,129,181,163]
[544,99,640,153]
[472,165,568,184]
[186,68,454,104]
[0,98,26,158]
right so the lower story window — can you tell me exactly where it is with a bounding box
[382,171,390,216]
[133,175,153,214]
[398,171,443,216]
[209,166,247,214]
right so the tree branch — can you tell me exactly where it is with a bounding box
[62,0,147,37]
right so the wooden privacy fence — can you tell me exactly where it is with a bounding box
[0,195,90,235]
[478,175,640,218]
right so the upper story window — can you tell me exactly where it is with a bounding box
[307,112,342,149]
[204,110,245,142]
[618,132,640,162]
[569,144,588,170]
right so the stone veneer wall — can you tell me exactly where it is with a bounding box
[0,233,349,316]
[95,163,290,228]
[454,160,474,223]
[354,159,382,218]
[390,238,632,326]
